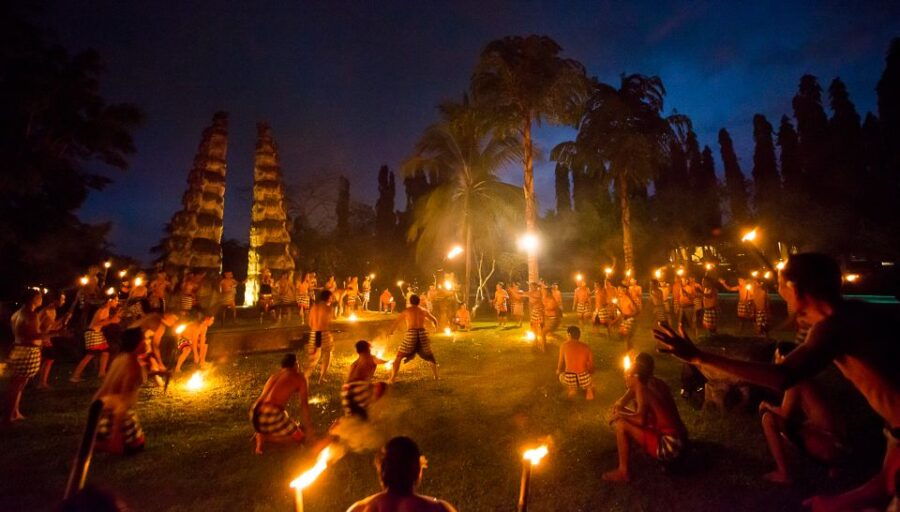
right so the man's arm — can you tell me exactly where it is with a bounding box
[297,375,313,432]
[426,311,438,327]
[556,345,565,374]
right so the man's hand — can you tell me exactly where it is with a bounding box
[653,323,700,363]
[758,401,772,415]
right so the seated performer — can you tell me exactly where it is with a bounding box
[758,341,846,484]
[603,353,688,482]
[342,341,389,420]
[306,290,335,384]
[93,328,147,455]
[347,436,458,512]
[614,284,638,351]
[250,353,312,454]
[380,288,395,313]
[556,326,595,400]
[389,295,439,383]
[453,303,471,331]
[71,296,121,382]
[174,314,214,373]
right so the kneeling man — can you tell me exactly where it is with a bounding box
[250,353,313,454]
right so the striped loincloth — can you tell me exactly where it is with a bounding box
[341,381,387,419]
[8,345,41,378]
[177,336,192,351]
[657,433,685,462]
[653,305,666,323]
[305,331,334,354]
[737,300,754,319]
[84,330,109,352]
[558,371,592,389]
[576,301,590,315]
[755,310,769,331]
[297,294,310,308]
[702,308,718,330]
[619,316,636,336]
[596,305,611,325]
[180,295,194,311]
[96,408,145,454]
[250,402,299,436]
[398,328,435,362]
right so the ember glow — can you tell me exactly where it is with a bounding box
[522,445,549,466]
[103,261,112,269]
[290,445,332,490]
[348,313,358,322]
[447,245,463,260]
[776,261,786,271]
[844,273,860,283]
[523,330,536,342]
[443,327,452,336]
[133,277,144,287]
[741,228,758,243]
[185,371,205,392]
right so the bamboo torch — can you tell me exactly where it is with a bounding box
[517,444,548,512]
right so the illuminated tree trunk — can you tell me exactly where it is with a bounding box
[522,117,539,282]
[163,111,229,274]
[617,173,634,272]
[245,122,295,306]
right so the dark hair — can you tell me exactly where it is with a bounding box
[377,436,421,494]
[318,289,332,303]
[633,352,655,383]
[355,340,371,354]
[783,253,842,304]
[120,328,144,354]
[566,325,581,339]
[281,353,297,368]
[409,294,420,306]
[775,341,799,358]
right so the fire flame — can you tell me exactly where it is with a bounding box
[523,445,549,466]
[79,276,89,286]
[348,313,358,322]
[751,270,759,278]
[118,270,127,278]
[844,273,860,283]
[741,228,758,243]
[175,323,187,335]
[443,279,453,290]
[654,269,662,279]
[447,245,463,260]
[105,287,115,296]
[290,446,332,490]
[103,261,112,269]
[185,371,204,392]
[133,277,144,287]
[676,268,685,277]
[623,354,632,372]
[604,267,613,275]
[763,271,773,280]
[775,261,786,271]
[575,273,583,282]
[523,330,536,342]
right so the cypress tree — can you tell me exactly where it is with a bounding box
[698,145,722,233]
[828,78,863,200]
[554,163,573,214]
[375,165,396,238]
[792,75,830,198]
[718,128,750,226]
[751,114,780,224]
[777,116,802,193]
[876,38,900,174]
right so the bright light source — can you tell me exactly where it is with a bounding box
[575,273,583,282]
[368,273,375,279]
[348,313,358,322]
[443,327,452,336]
[523,330,536,342]
[133,277,143,287]
[775,261,786,271]
[604,267,613,276]
[443,279,453,290]
[741,228,758,243]
[763,271,773,280]
[447,245,463,260]
[290,446,332,490]
[744,284,753,291]
[79,276,89,286]
[185,371,204,392]
[625,269,632,277]
[175,324,187,335]
[523,445,549,466]
[118,270,127,278]
[654,269,662,279]
[623,355,632,372]
[676,268,685,277]
[396,280,404,287]
[105,287,115,296]
[704,263,714,271]
[844,273,860,283]
[103,261,112,269]
[751,270,759,278]
[517,233,539,253]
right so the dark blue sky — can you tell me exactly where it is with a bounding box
[40,0,899,262]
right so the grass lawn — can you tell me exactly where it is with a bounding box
[0,306,888,511]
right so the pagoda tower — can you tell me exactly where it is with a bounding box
[244,122,294,305]
[162,112,229,274]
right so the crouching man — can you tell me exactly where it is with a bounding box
[250,353,313,454]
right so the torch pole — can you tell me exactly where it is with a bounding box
[63,399,104,499]
[294,488,304,512]
[517,461,532,512]
[747,244,776,273]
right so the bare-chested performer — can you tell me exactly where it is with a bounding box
[219,271,239,322]
[628,278,644,314]
[556,326,595,400]
[174,314,214,373]
[527,282,546,351]
[389,295,438,382]
[659,278,675,327]
[453,302,471,331]
[701,277,719,335]
[130,312,178,377]
[507,282,524,327]
[296,273,311,324]
[542,284,563,342]
[127,273,149,318]
[342,340,389,419]
[178,271,200,315]
[674,275,697,338]
[573,281,592,326]
[655,253,900,511]
[259,268,275,318]
[345,276,360,313]
[614,284,638,351]
[36,292,66,389]
[551,283,563,306]
[148,272,170,314]
[93,328,147,455]
[380,288,395,313]
[603,352,688,482]
[752,279,770,336]
[593,280,612,337]
[758,341,847,484]
[347,436,458,512]
[70,297,121,382]
[307,290,335,384]
[649,280,666,325]
[720,276,755,334]
[493,283,509,328]
[250,353,312,454]
[4,289,43,423]
[274,272,296,321]
[361,276,372,311]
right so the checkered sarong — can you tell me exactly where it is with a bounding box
[250,402,299,436]
[755,310,769,332]
[657,434,684,462]
[619,316,635,336]
[576,301,590,315]
[84,330,109,351]
[702,308,718,330]
[8,345,41,378]
[737,301,754,319]
[180,295,194,311]
[596,305,611,325]
[341,381,387,419]
[398,328,435,362]
[96,408,145,453]
[693,297,702,311]
[297,294,310,308]
[559,371,592,389]
[530,304,544,323]
[305,331,334,353]
[654,305,666,323]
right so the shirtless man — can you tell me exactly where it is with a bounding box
[603,352,688,482]
[178,271,200,315]
[259,268,275,319]
[542,284,563,342]
[389,295,439,382]
[493,283,509,328]
[347,436,458,512]
[174,315,214,373]
[250,353,312,454]
[759,341,846,484]
[674,275,697,338]
[527,283,546,352]
[720,276,755,334]
[71,297,121,382]
[219,271,238,322]
[307,290,335,384]
[93,328,147,455]
[274,272,296,321]
[361,276,372,311]
[345,276,360,313]
[551,283,563,306]
[593,281,612,337]
[342,340,389,419]
[614,284,639,351]
[130,312,178,373]
[701,277,719,335]
[127,273,148,318]
[659,278,674,327]
[628,278,643,314]
[380,288,395,313]
[296,273,311,324]
[4,289,43,423]
[37,292,66,389]
[655,253,900,511]
[752,279,770,336]
[649,280,666,325]
[148,272,170,314]
[556,326,595,400]
[453,303,471,331]
[508,282,525,327]
[573,281,592,326]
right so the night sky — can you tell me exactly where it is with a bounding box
[39,0,899,262]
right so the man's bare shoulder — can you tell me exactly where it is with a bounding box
[346,493,456,512]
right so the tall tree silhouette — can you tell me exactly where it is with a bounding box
[718,128,750,227]
[776,116,804,244]
[792,75,831,199]
[554,163,573,214]
[876,38,900,176]
[472,35,590,281]
[697,145,722,237]
[751,114,781,226]
[336,176,350,237]
[375,165,397,239]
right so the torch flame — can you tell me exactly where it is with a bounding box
[443,327,452,336]
[623,354,632,372]
[517,233,539,253]
[523,445,549,466]
[844,273,860,283]
[290,446,332,490]
[704,263,714,271]
[751,270,759,278]
[175,323,187,335]
[348,313,358,322]
[105,287,115,296]
[133,277,144,287]
[118,270,128,278]
[654,269,662,279]
[575,273,583,282]
[763,271,773,280]
[447,245,463,260]
[745,284,753,291]
[676,268,685,277]
[103,261,112,269]
[775,261,786,271]
[79,276,89,286]
[443,279,453,290]
[396,280,404,287]
[185,371,204,392]
[604,267,613,275]
[741,228,758,243]
[524,330,536,342]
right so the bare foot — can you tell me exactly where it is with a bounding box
[763,470,792,485]
[602,469,630,483]
[585,390,595,400]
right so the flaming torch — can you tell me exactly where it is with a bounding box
[290,445,334,512]
[518,444,549,512]
[523,330,537,342]
[623,354,632,373]
[741,228,776,272]
[185,371,205,392]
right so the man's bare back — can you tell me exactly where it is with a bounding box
[309,303,332,331]
[258,368,306,408]
[559,341,593,374]
[347,492,457,512]
[398,306,436,330]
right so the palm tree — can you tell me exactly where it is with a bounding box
[403,96,523,306]
[471,35,589,282]
[553,75,670,272]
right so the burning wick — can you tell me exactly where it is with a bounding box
[175,323,187,335]
[185,371,204,392]
[775,261,786,271]
[290,445,333,512]
[368,273,375,279]
[623,354,632,373]
[844,273,860,283]
[133,277,144,287]
[604,267,613,276]
[745,284,753,292]
[523,330,536,342]
[79,276,89,286]
[105,287,115,296]
[348,313,358,322]
[654,269,662,280]
[741,228,758,243]
[625,269,632,278]
[118,270,127,278]
[103,261,112,269]
[447,245,463,260]
[518,445,549,512]
[575,273,583,282]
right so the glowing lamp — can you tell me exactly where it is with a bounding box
[654,269,662,279]
[103,261,112,269]
[844,273,860,283]
[775,261,786,271]
[741,228,758,243]
[105,287,115,296]
[79,276,89,286]
[575,273,583,282]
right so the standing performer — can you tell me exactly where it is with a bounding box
[389,295,439,382]
[543,284,563,342]
[493,283,509,328]
[659,278,675,327]
[130,312,178,373]
[296,273,311,324]
[674,275,697,338]
[528,282,546,352]
[556,326,595,400]
[174,314,214,373]
[250,353,312,454]
[342,340,389,419]
[551,283,563,306]
[614,284,638,351]
[178,272,200,316]
[219,271,239,322]
[37,292,66,389]
[701,277,720,335]
[306,290,335,384]
[508,282,524,327]
[148,272,169,314]
[3,289,43,423]
[594,280,612,337]
[573,280,592,326]
[649,280,666,325]
[274,272,296,321]
[720,277,755,334]
[259,268,275,319]
[361,275,372,311]
[690,276,703,328]
[628,278,643,314]
[93,328,147,455]
[70,297,120,382]
[752,279,770,337]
